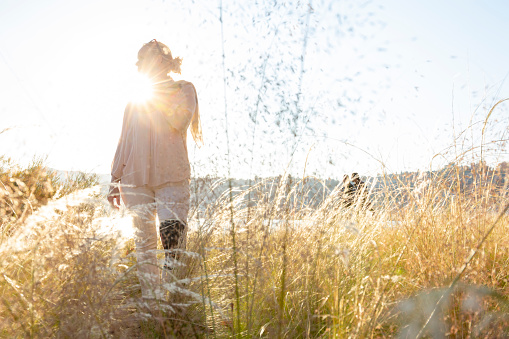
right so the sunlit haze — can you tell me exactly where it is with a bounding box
[1,0,508,179]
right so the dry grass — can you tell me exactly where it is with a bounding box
[0,157,508,338]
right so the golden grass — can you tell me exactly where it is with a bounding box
[0,158,508,338]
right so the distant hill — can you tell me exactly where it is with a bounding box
[48,161,509,212]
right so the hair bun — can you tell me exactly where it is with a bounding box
[142,39,182,75]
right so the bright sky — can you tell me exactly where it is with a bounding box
[1,0,508,179]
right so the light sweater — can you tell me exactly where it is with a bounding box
[111,80,198,187]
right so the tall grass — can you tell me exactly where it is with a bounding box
[0,152,508,337]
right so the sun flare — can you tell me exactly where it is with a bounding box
[127,73,154,103]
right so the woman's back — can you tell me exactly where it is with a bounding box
[111,80,198,187]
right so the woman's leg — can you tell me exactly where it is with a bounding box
[155,182,190,270]
[120,186,161,299]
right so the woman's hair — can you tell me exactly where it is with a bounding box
[139,39,182,74]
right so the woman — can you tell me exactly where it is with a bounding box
[107,39,202,301]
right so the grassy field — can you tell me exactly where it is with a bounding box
[0,155,508,338]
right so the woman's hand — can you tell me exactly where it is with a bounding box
[108,184,121,209]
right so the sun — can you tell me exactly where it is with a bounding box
[126,72,154,103]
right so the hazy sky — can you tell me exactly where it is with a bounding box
[1,0,508,178]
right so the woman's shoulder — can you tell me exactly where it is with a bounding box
[174,80,197,98]
[174,80,195,89]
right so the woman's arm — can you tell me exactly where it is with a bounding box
[108,104,131,209]
[111,104,132,180]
